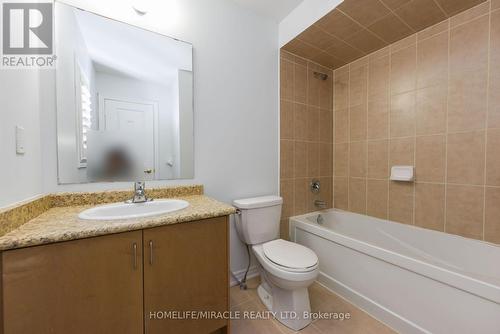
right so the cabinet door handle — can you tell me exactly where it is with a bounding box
[132,242,138,270]
[149,240,154,266]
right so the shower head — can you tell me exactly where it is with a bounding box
[313,71,328,81]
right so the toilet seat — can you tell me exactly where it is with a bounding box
[262,239,318,272]
[252,240,318,283]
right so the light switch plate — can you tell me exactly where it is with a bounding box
[15,126,25,155]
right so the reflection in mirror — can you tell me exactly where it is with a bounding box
[55,2,194,184]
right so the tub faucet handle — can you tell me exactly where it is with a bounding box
[311,180,321,193]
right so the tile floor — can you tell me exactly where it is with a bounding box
[230,277,396,334]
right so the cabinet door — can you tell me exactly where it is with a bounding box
[144,217,229,334]
[1,231,144,334]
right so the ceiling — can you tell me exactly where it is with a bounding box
[231,0,304,22]
[282,0,487,69]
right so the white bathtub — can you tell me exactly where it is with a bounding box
[289,209,500,334]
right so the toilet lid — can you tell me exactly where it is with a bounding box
[262,239,318,270]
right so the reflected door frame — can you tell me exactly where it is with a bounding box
[98,94,160,180]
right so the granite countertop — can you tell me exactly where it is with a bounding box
[0,194,235,251]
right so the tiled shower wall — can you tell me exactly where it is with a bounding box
[332,1,500,244]
[279,52,334,239]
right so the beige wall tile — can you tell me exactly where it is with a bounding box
[280,50,295,62]
[448,15,489,132]
[416,85,448,135]
[415,183,445,231]
[280,140,294,179]
[450,14,489,73]
[389,182,414,224]
[493,0,500,10]
[368,54,390,98]
[294,103,308,141]
[334,177,349,210]
[391,45,416,95]
[280,179,295,219]
[367,179,389,219]
[316,177,334,209]
[416,135,446,182]
[446,131,485,185]
[307,142,320,177]
[446,184,484,240]
[485,187,500,244]
[350,104,368,141]
[280,219,290,240]
[294,141,308,177]
[280,58,294,101]
[280,100,294,140]
[319,73,333,110]
[349,178,367,214]
[294,63,307,103]
[349,65,368,107]
[319,143,333,176]
[450,1,490,28]
[368,140,389,178]
[448,70,488,132]
[294,178,309,215]
[417,31,449,89]
[310,177,333,211]
[308,63,321,107]
[319,109,333,143]
[368,97,390,139]
[335,109,349,143]
[335,144,349,176]
[334,71,349,111]
[417,20,449,41]
[488,10,500,128]
[282,0,498,244]
[391,34,416,53]
[350,142,367,177]
[390,91,416,138]
[486,129,500,186]
[307,106,320,141]
[390,137,415,166]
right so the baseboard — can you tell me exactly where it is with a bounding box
[230,265,259,287]
[317,272,430,334]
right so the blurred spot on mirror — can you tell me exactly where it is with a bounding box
[55,2,194,184]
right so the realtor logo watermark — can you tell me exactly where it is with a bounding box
[1,1,56,68]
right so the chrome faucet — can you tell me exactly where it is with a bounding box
[127,182,153,203]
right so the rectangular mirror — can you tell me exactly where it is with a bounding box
[55,2,194,184]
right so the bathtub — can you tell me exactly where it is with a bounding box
[289,209,500,334]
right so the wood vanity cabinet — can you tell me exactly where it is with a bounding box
[0,216,229,334]
[143,217,229,334]
[1,230,144,334]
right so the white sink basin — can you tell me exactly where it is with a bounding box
[78,199,189,221]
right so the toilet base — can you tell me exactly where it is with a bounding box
[257,272,313,331]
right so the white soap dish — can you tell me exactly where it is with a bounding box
[390,166,414,182]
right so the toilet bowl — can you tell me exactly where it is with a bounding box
[252,239,319,330]
[233,196,319,331]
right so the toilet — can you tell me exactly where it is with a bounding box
[233,196,319,331]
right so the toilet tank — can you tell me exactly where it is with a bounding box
[233,196,283,245]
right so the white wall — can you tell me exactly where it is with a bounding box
[0,70,44,208]
[37,0,279,274]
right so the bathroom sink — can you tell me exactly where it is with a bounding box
[78,199,189,221]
